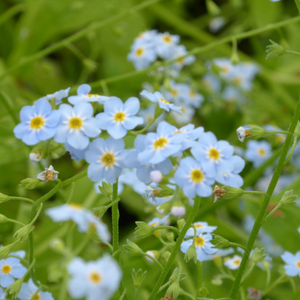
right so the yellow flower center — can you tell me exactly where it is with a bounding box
[69,117,83,129]
[195,224,204,229]
[221,66,229,73]
[135,48,144,57]
[189,90,196,98]
[233,76,242,85]
[160,98,169,104]
[195,237,205,246]
[101,153,115,166]
[154,138,168,149]
[87,94,98,97]
[258,148,266,156]
[296,261,300,268]
[150,221,158,227]
[68,203,83,210]
[89,272,102,284]
[2,265,11,274]
[233,259,241,265]
[173,130,182,134]
[203,80,211,89]
[209,148,220,160]
[30,116,44,130]
[146,116,153,122]
[163,34,172,43]
[31,294,40,300]
[114,112,125,122]
[170,89,178,97]
[191,170,204,183]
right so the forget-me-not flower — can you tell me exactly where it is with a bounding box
[38,87,70,105]
[127,43,157,70]
[85,137,128,184]
[0,256,27,288]
[191,132,235,177]
[54,102,100,150]
[171,104,195,125]
[224,255,242,270]
[67,256,122,300]
[140,90,182,114]
[245,140,271,167]
[174,157,215,198]
[155,32,180,59]
[68,84,110,105]
[185,221,217,238]
[168,45,195,72]
[281,251,300,277]
[18,279,54,300]
[96,97,143,139]
[14,99,61,145]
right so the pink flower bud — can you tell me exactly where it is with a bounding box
[150,170,163,183]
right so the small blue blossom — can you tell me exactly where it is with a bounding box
[96,97,143,139]
[281,251,300,277]
[68,84,110,105]
[180,233,217,261]
[168,45,195,72]
[245,140,271,167]
[148,215,169,227]
[171,104,195,125]
[191,132,235,177]
[14,99,60,145]
[137,121,185,165]
[134,30,158,45]
[0,256,27,288]
[54,102,100,150]
[215,155,245,188]
[223,86,245,102]
[155,32,180,59]
[202,74,222,92]
[18,279,54,300]
[224,255,242,270]
[140,90,182,114]
[212,58,234,78]
[185,221,217,238]
[68,256,122,300]
[209,17,225,33]
[174,157,215,198]
[85,137,128,184]
[38,87,70,105]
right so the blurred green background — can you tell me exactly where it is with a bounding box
[1,0,300,299]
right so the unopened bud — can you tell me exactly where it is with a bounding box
[19,178,40,189]
[150,170,163,183]
[50,238,66,254]
[0,214,9,223]
[90,206,107,218]
[177,219,185,231]
[160,251,171,265]
[237,126,267,142]
[134,222,155,239]
[211,275,223,286]
[251,248,267,264]
[13,224,34,242]
[145,250,159,263]
[169,267,181,282]
[280,190,298,206]
[171,206,186,217]
[29,151,42,162]
[220,186,244,200]
[184,243,198,263]
[198,286,209,297]
[49,140,66,159]
[123,240,144,256]
[166,281,180,299]
[0,243,14,260]
[0,193,10,203]
[266,40,286,60]
[132,268,147,289]
[98,181,112,197]
[6,277,24,298]
[211,234,230,249]
[166,232,175,242]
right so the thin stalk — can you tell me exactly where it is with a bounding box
[284,136,297,165]
[262,274,287,296]
[144,252,163,269]
[243,191,268,197]
[112,181,119,256]
[119,288,127,300]
[9,196,34,204]
[6,218,25,227]
[66,182,75,203]
[158,281,172,293]
[105,198,121,210]
[0,91,19,125]
[196,261,203,298]
[286,50,300,57]
[229,243,248,253]
[155,226,180,235]
[148,196,201,300]
[265,130,292,136]
[130,111,164,135]
[0,4,26,27]
[263,203,283,224]
[229,97,300,299]
[180,288,194,300]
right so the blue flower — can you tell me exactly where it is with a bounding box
[18,279,54,300]
[68,84,110,105]
[138,104,165,131]
[85,137,128,184]
[38,87,70,105]
[180,233,217,262]
[281,251,300,277]
[155,32,180,59]
[171,104,195,125]
[140,90,182,114]
[185,221,217,238]
[245,140,271,167]
[202,74,222,92]
[174,157,215,198]
[54,102,100,150]
[168,45,195,72]
[125,135,173,184]
[0,256,27,288]
[137,121,185,165]
[134,30,158,45]
[14,99,61,145]
[148,215,169,227]
[96,97,143,139]
[215,155,245,188]
[191,132,235,177]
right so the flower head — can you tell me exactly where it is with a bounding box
[155,32,180,59]
[68,256,122,300]
[245,140,271,167]
[281,251,300,277]
[185,222,217,237]
[14,99,61,145]
[38,87,70,105]
[54,102,100,150]
[37,165,59,182]
[224,255,242,270]
[18,279,54,300]
[85,137,128,184]
[96,97,143,139]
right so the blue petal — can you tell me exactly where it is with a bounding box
[77,84,91,95]
[0,274,14,288]
[14,123,28,139]
[138,149,154,164]
[46,110,61,127]
[104,167,122,183]
[34,99,52,116]
[231,155,245,173]
[88,163,105,182]
[96,112,112,130]
[89,138,106,153]
[37,127,56,140]
[74,102,93,118]
[183,183,196,198]
[104,97,123,114]
[196,248,207,262]
[59,104,73,119]
[106,137,125,152]
[196,183,212,197]
[281,251,296,264]
[20,106,35,122]
[180,240,193,254]
[134,135,146,151]
[136,166,152,184]
[67,131,89,150]
[22,130,39,145]
[123,97,140,115]
[140,90,157,102]
[125,151,141,168]
[156,159,173,174]
[107,122,127,139]
[54,125,69,143]
[149,150,165,164]
[83,118,101,137]
[217,140,234,158]
[122,116,144,130]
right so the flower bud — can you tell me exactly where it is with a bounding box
[211,275,223,286]
[134,222,155,239]
[19,178,40,189]
[211,234,230,249]
[279,190,298,206]
[184,243,197,263]
[169,267,181,282]
[132,268,147,289]
[0,244,14,260]
[206,0,221,16]
[198,286,209,297]
[49,140,66,159]
[220,186,244,200]
[123,240,144,256]
[294,121,300,137]
[177,219,185,231]
[166,232,175,242]
[37,165,59,182]
[160,251,171,265]
[150,170,163,183]
[98,181,112,197]
[13,224,34,242]
[90,206,107,218]
[266,40,286,60]
[230,50,240,65]
[0,193,10,203]
[166,281,180,299]
[156,185,175,198]
[50,238,66,254]
[236,126,267,142]
[0,214,9,223]
[157,201,171,214]
[83,58,97,72]
[29,151,42,162]
[171,206,186,218]
[251,248,267,264]
[145,250,159,263]
[6,277,24,298]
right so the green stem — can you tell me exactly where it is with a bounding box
[0,4,26,27]
[242,191,268,197]
[155,226,180,235]
[196,261,203,298]
[144,252,163,269]
[0,91,19,125]
[180,288,194,300]
[284,136,297,165]
[265,130,292,136]
[158,281,172,293]
[228,243,248,253]
[30,204,43,225]
[6,218,25,226]
[0,0,162,81]
[263,203,283,224]
[66,182,75,203]
[105,198,121,210]
[112,181,119,256]
[229,97,300,299]
[148,196,201,300]
[286,50,300,57]
[262,274,287,296]
[130,111,164,135]
[119,288,127,300]
[9,196,34,204]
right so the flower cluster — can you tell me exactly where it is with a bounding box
[127,30,195,72]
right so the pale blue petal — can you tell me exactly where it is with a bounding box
[140,90,157,102]
[74,102,93,118]
[34,99,52,115]
[217,141,234,158]
[37,127,56,140]
[180,240,193,254]
[77,84,91,95]
[0,274,14,288]
[281,252,295,264]
[136,166,152,184]
[196,183,212,197]
[106,137,125,152]
[231,156,245,173]
[68,278,87,299]
[134,135,146,151]
[138,149,154,164]
[122,116,144,130]
[196,248,207,262]
[96,113,111,130]
[88,163,105,182]
[149,151,165,164]
[156,159,173,174]
[217,159,234,173]
[67,131,89,150]
[107,122,127,139]
[19,106,35,122]
[125,151,141,168]
[54,125,69,143]
[284,265,299,277]
[105,167,122,183]
[104,97,123,113]
[183,183,196,198]
[22,130,39,145]
[14,123,28,139]
[46,110,61,127]
[123,97,140,115]
[10,265,27,278]
[83,118,101,137]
